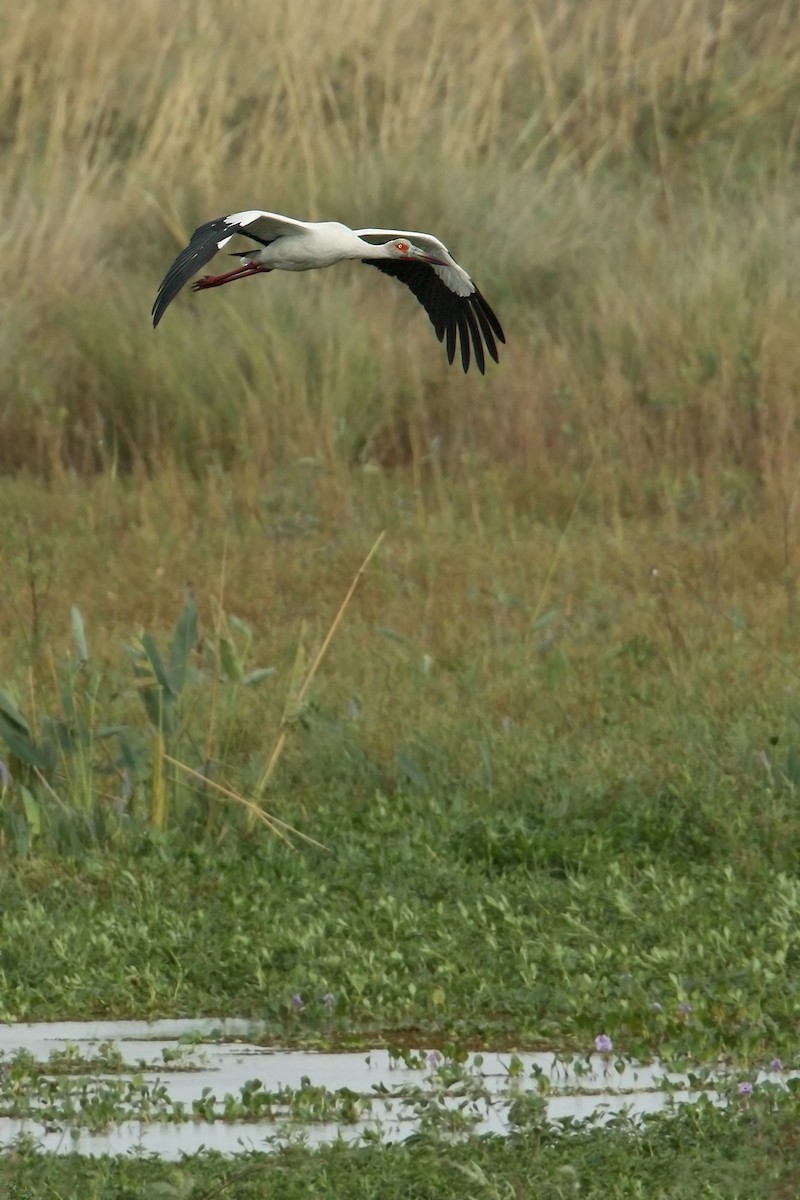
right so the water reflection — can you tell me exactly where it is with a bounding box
[0,1019,792,1160]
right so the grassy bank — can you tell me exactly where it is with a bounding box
[3,791,800,1060]
[1,468,800,861]
[0,471,799,1063]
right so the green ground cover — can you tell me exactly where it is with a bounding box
[1,472,798,1056]
[3,1094,800,1200]
[2,0,800,1191]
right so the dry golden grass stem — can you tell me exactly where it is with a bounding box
[162,753,328,851]
[155,530,385,844]
[254,530,387,802]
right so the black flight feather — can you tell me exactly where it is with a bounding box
[362,258,504,375]
[151,216,275,327]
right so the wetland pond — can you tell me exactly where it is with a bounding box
[0,1019,793,1159]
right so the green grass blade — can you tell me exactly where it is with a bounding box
[0,689,30,737]
[168,589,198,696]
[128,636,176,734]
[19,784,41,837]
[70,605,89,663]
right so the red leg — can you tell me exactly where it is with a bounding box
[192,263,271,292]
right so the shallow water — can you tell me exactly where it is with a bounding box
[0,1019,791,1159]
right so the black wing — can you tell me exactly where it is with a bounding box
[151,216,274,328]
[362,260,505,373]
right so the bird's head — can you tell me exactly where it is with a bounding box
[388,239,447,266]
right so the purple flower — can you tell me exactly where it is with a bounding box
[0,760,12,789]
[425,1050,442,1070]
[737,1081,753,1096]
[322,992,335,1009]
[594,1034,613,1054]
[769,1058,784,1073]
[290,993,304,1010]
[678,1002,693,1014]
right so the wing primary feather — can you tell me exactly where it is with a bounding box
[361,257,502,372]
[465,305,486,374]
[471,300,499,364]
[445,315,457,365]
[154,215,505,369]
[455,309,471,372]
[473,287,505,344]
[152,218,230,326]
[429,282,447,342]
[152,215,273,327]
[423,276,444,341]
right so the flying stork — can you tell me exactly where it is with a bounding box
[152,210,504,373]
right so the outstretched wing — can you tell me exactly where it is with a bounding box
[152,210,309,327]
[356,228,505,374]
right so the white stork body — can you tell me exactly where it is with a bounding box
[152,209,504,373]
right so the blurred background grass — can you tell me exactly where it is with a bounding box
[1,0,800,855]
[1,0,798,497]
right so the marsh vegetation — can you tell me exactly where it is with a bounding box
[2,0,800,1194]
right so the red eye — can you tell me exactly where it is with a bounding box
[396,241,408,253]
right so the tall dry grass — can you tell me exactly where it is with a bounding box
[0,0,799,519]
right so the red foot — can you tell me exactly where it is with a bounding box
[192,263,270,292]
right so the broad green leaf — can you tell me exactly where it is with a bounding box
[129,637,175,734]
[137,634,174,697]
[0,688,29,736]
[19,785,41,837]
[218,628,243,682]
[242,667,276,687]
[59,680,77,724]
[71,605,89,662]
[227,615,253,639]
[169,590,198,695]
[0,729,49,770]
